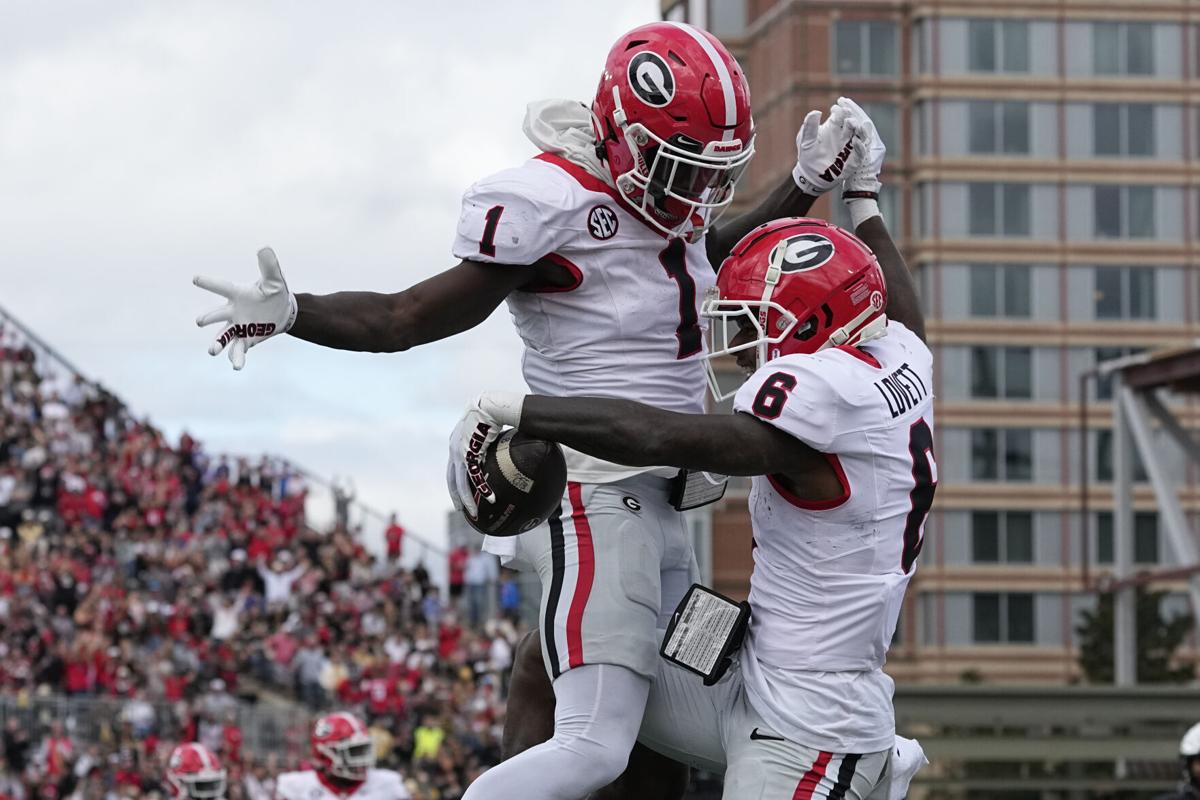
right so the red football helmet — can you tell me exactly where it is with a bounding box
[165,743,226,800]
[311,712,374,781]
[592,21,754,241]
[702,218,888,399]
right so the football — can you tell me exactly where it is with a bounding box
[464,429,568,537]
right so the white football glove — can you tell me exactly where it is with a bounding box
[446,392,526,517]
[836,97,886,199]
[194,248,298,371]
[792,102,856,195]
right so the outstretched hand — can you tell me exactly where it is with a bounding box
[194,247,297,370]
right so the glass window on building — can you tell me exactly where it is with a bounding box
[1093,104,1156,157]
[1095,511,1159,564]
[971,428,1033,481]
[1094,267,1156,319]
[970,346,1033,399]
[1007,593,1035,642]
[970,264,1032,317]
[969,183,1031,236]
[973,592,1035,643]
[968,20,1030,73]
[971,511,1034,563]
[1094,186,1156,238]
[861,102,900,153]
[834,21,898,76]
[968,101,1030,154]
[1095,430,1150,482]
[973,592,1001,641]
[1093,22,1155,76]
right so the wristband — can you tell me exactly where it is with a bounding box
[283,293,299,333]
[846,197,881,230]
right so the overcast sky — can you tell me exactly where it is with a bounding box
[1,1,658,549]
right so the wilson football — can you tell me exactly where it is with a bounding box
[464,430,567,537]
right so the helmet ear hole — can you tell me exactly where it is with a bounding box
[795,315,819,342]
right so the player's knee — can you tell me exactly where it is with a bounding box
[552,713,637,790]
[557,735,633,792]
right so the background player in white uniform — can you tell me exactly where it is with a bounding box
[457,111,932,798]
[275,712,410,800]
[193,21,869,800]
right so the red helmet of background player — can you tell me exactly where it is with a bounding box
[702,217,888,399]
[311,712,375,781]
[165,743,226,800]
[592,21,754,241]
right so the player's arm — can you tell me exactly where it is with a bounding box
[521,397,826,477]
[706,100,859,266]
[706,177,817,266]
[289,259,536,352]
[835,102,927,341]
[856,216,924,341]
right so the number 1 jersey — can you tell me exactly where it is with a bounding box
[730,321,936,754]
[451,153,715,484]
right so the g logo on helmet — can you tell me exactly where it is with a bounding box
[168,752,183,770]
[772,234,836,273]
[314,719,333,738]
[627,52,675,107]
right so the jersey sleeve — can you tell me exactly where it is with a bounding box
[733,358,841,452]
[451,163,576,265]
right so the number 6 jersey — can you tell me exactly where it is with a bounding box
[451,152,716,484]
[730,320,936,755]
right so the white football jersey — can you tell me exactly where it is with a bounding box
[274,769,409,800]
[452,153,715,484]
[730,321,936,754]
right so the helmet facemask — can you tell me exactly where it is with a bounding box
[607,88,754,242]
[318,735,375,781]
[180,774,227,800]
[701,288,798,402]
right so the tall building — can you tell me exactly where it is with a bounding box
[666,0,1200,683]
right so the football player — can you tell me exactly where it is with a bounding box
[194,21,864,800]
[275,713,410,800]
[165,743,227,800]
[1158,722,1200,799]
[456,112,932,799]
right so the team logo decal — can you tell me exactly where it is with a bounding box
[622,496,642,512]
[313,719,333,738]
[627,52,675,107]
[772,234,836,273]
[587,205,619,240]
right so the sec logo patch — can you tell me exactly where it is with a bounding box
[588,205,619,240]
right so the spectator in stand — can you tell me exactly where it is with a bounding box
[384,515,404,565]
[255,552,306,608]
[463,550,498,627]
[0,318,527,800]
[447,546,468,604]
[498,571,521,624]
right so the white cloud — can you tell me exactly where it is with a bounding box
[0,0,658,547]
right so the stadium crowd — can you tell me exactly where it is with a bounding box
[0,321,523,800]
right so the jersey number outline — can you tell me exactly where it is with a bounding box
[479,205,504,257]
[902,418,937,573]
[659,238,702,359]
[751,372,797,420]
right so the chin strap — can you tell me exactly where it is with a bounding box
[820,308,888,351]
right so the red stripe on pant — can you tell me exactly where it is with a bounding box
[565,481,595,668]
[792,750,833,799]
